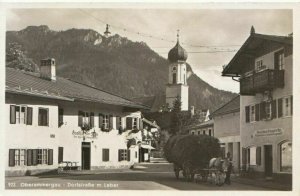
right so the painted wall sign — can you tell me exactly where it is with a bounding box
[72,130,98,139]
[254,128,283,137]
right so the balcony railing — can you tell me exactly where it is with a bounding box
[240,69,284,95]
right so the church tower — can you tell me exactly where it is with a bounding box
[166,31,189,111]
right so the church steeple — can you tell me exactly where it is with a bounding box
[165,31,189,111]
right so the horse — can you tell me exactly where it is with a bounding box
[208,157,231,186]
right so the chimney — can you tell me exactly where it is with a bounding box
[190,106,195,117]
[40,58,56,81]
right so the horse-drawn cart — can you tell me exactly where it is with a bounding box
[164,135,222,183]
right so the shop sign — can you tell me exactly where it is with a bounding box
[254,128,283,137]
[72,130,98,139]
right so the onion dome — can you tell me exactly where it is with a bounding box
[168,32,188,62]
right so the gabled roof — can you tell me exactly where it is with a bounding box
[211,95,240,117]
[6,68,148,109]
[222,32,293,76]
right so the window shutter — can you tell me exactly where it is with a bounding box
[255,104,260,121]
[116,116,120,130]
[102,149,109,162]
[272,100,277,119]
[126,117,133,130]
[260,102,266,120]
[127,149,131,161]
[245,106,250,123]
[27,149,32,166]
[32,149,38,165]
[139,118,143,130]
[58,147,63,163]
[118,149,122,162]
[48,149,53,165]
[58,108,64,127]
[291,96,293,115]
[90,112,94,127]
[26,107,33,125]
[109,115,114,130]
[278,98,283,118]
[78,111,83,127]
[256,147,261,165]
[10,105,16,124]
[99,114,104,129]
[9,149,15,167]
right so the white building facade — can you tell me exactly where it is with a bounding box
[222,28,292,183]
[5,60,147,176]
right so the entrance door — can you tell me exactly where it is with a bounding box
[81,142,91,170]
[264,145,273,177]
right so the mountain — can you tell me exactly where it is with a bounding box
[6,25,237,111]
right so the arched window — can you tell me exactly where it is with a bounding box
[172,73,176,84]
[280,141,292,172]
[173,66,177,71]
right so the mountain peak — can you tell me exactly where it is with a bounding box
[20,25,51,34]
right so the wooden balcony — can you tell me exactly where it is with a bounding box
[240,69,284,95]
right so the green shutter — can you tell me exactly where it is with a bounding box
[58,147,63,163]
[90,112,94,127]
[278,98,283,118]
[99,114,104,129]
[139,118,143,130]
[27,149,32,166]
[118,149,122,162]
[255,104,260,121]
[109,115,114,130]
[9,149,15,167]
[58,108,64,127]
[127,149,131,161]
[116,116,120,131]
[272,100,277,119]
[10,105,16,124]
[32,149,38,165]
[245,106,250,123]
[27,107,33,125]
[126,117,132,130]
[48,149,53,165]
[260,102,266,120]
[256,147,261,165]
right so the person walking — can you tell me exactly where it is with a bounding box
[224,152,233,185]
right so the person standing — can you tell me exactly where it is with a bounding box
[225,152,233,185]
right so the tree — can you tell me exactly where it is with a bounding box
[169,96,182,135]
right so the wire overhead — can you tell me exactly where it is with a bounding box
[77,9,240,53]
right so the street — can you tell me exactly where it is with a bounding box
[5,162,273,190]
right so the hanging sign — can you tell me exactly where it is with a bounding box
[254,128,283,137]
[72,130,98,139]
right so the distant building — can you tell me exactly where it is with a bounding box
[5,59,147,176]
[222,27,292,183]
[188,119,214,137]
[211,95,240,173]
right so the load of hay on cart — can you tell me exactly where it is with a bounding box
[164,134,228,186]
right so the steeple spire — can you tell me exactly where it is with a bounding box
[177,29,180,43]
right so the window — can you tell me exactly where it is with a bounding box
[284,97,291,117]
[118,149,128,161]
[37,149,48,164]
[172,73,176,84]
[103,114,109,129]
[203,130,206,135]
[209,129,212,136]
[132,118,138,129]
[280,141,292,172]
[14,149,20,166]
[249,147,256,165]
[172,66,177,71]
[198,131,201,135]
[10,105,32,125]
[191,131,195,135]
[102,149,109,162]
[256,60,265,71]
[38,108,49,126]
[250,105,255,122]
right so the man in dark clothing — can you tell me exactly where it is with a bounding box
[224,160,233,185]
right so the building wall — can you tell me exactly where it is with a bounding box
[5,94,142,176]
[189,125,214,136]
[213,111,240,172]
[240,50,292,175]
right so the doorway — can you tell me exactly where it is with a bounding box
[81,142,91,170]
[264,145,273,177]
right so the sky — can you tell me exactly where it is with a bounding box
[6,8,293,93]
